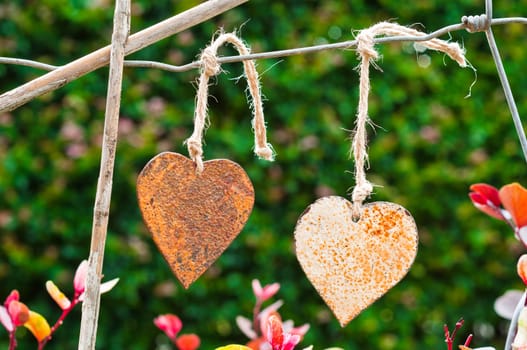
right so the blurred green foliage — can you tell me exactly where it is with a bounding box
[0,0,526,349]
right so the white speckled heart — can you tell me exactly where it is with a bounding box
[294,196,418,326]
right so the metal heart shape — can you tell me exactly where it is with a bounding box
[294,196,418,326]
[136,152,254,288]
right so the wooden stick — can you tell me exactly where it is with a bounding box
[77,0,130,349]
[0,0,249,113]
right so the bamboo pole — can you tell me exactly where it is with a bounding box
[77,0,130,349]
[0,0,249,113]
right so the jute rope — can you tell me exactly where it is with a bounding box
[352,22,467,219]
[185,31,274,173]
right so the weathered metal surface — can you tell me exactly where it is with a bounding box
[294,197,418,326]
[137,152,254,289]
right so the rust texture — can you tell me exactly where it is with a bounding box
[294,196,418,327]
[136,152,254,288]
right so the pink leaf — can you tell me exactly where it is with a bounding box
[494,290,524,320]
[259,300,283,319]
[252,280,263,299]
[281,333,301,350]
[73,260,88,296]
[236,315,257,339]
[3,290,19,307]
[290,323,310,339]
[0,305,13,332]
[154,314,182,340]
[252,280,280,302]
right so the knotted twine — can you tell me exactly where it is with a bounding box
[185,31,274,173]
[351,22,467,219]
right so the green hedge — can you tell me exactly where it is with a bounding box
[1,1,526,349]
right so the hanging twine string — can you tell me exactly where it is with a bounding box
[185,31,274,173]
[351,22,467,219]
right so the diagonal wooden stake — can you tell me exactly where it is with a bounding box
[77,0,130,349]
[0,0,249,113]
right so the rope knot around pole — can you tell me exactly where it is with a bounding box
[356,30,379,62]
[200,46,222,76]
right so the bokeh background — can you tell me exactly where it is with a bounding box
[1,0,526,349]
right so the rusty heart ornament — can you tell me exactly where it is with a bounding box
[294,196,418,326]
[136,152,254,289]
[135,33,276,289]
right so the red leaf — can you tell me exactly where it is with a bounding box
[469,184,505,221]
[267,315,284,350]
[175,333,200,350]
[470,183,501,206]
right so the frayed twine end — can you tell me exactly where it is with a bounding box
[255,144,275,161]
[446,41,467,67]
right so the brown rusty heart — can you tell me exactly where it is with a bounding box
[137,152,254,288]
[294,197,418,326]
